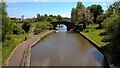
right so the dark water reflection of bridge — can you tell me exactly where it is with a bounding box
[30,25,104,66]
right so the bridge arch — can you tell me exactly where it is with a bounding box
[51,20,75,31]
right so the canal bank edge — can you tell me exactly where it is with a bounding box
[5,36,30,66]
[27,30,55,66]
[75,31,110,68]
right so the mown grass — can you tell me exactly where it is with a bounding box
[81,24,108,46]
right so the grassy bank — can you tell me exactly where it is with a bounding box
[2,22,37,65]
[81,24,108,46]
[2,33,29,64]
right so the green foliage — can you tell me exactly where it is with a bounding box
[44,14,48,19]
[102,13,119,28]
[34,28,43,35]
[106,5,114,15]
[12,23,25,35]
[97,13,110,28]
[56,15,62,21]
[103,13,120,66]
[34,22,53,34]
[2,33,29,64]
[87,4,103,23]
[81,24,107,46]
[46,17,52,22]
[36,22,53,30]
[35,14,59,22]
[71,2,93,30]
[71,8,77,23]
[112,1,120,13]
[22,21,31,33]
[1,2,11,41]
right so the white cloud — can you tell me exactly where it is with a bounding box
[102,3,106,6]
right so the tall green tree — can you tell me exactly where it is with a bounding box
[71,2,93,30]
[87,5,103,23]
[106,13,120,66]
[102,1,120,67]
[1,2,11,41]
[71,8,77,23]
[112,1,120,13]
[106,5,114,15]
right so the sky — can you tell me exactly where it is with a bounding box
[6,2,114,18]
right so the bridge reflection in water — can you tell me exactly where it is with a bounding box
[30,25,104,66]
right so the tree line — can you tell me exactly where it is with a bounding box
[1,1,64,41]
[71,2,103,30]
[1,2,64,64]
[71,1,120,67]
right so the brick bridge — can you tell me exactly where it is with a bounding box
[51,20,75,31]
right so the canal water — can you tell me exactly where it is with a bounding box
[30,25,104,66]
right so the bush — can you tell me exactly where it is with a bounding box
[102,13,119,28]
[103,13,120,66]
[22,21,31,33]
[13,25,25,35]
[34,22,53,34]
[34,28,43,35]
[36,22,53,30]
[97,13,110,28]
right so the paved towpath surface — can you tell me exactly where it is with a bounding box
[7,30,54,66]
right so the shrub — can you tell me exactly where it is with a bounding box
[13,25,25,35]
[103,13,120,66]
[22,21,31,33]
[34,28,43,35]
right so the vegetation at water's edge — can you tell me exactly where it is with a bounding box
[1,2,66,65]
[71,1,120,67]
[1,1,120,67]
[81,24,108,47]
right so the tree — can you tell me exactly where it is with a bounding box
[71,2,93,30]
[56,15,62,21]
[46,17,52,22]
[22,21,31,33]
[12,23,25,35]
[112,1,120,13]
[97,13,109,28]
[36,14,40,21]
[1,2,11,41]
[106,13,120,66]
[71,8,77,23]
[44,14,48,19]
[87,5,103,23]
[102,1,120,67]
[106,5,114,15]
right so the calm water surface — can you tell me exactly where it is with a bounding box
[30,25,104,66]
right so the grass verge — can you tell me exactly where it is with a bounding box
[2,33,29,65]
[81,24,108,46]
